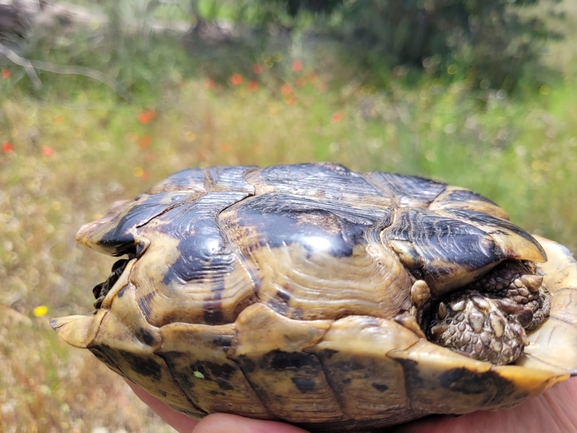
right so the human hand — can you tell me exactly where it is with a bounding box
[126,381,307,433]
[128,377,577,433]
[393,377,577,433]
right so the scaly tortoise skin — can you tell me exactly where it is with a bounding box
[52,163,577,432]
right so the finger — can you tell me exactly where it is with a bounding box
[193,413,309,433]
[126,381,199,433]
[392,412,498,433]
[394,378,577,433]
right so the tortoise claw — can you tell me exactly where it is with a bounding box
[395,313,426,339]
[521,274,543,293]
[430,324,449,338]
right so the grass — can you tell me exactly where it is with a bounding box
[1,2,576,431]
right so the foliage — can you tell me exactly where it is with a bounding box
[2,61,577,432]
[243,0,563,93]
[1,0,198,99]
[1,0,564,98]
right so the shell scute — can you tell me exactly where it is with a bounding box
[146,167,207,194]
[224,192,386,257]
[365,171,446,207]
[90,280,205,417]
[157,322,270,417]
[382,208,505,295]
[445,208,546,262]
[249,163,393,209]
[305,315,420,422]
[429,186,509,219]
[76,190,206,256]
[204,165,257,192]
[228,303,340,422]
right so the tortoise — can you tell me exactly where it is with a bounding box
[52,163,577,432]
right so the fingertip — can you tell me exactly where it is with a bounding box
[193,413,309,433]
[125,381,308,433]
[126,381,199,433]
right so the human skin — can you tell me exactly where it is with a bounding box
[128,377,577,433]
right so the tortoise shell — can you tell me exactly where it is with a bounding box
[52,163,577,432]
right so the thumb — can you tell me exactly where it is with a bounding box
[192,413,309,433]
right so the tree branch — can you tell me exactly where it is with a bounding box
[0,43,132,100]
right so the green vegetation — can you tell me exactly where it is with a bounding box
[206,0,565,93]
[0,1,576,431]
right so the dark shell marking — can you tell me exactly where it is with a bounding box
[60,163,577,433]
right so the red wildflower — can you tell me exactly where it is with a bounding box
[230,73,243,86]
[281,84,293,96]
[1,69,10,79]
[138,109,158,125]
[331,112,344,123]
[253,64,264,75]
[2,142,13,153]
[291,60,303,72]
[138,134,152,150]
[248,81,259,92]
[41,146,55,157]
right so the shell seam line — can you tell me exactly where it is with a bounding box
[133,167,217,230]
[86,309,109,348]
[134,193,206,230]
[201,167,216,191]
[213,169,260,320]
[127,256,150,323]
[154,349,208,416]
[388,208,427,284]
[426,184,454,209]
[548,314,577,327]
[304,324,352,420]
[385,338,424,411]
[549,286,577,295]
[223,330,281,419]
[522,353,575,377]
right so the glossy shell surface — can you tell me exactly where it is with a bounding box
[52,163,577,432]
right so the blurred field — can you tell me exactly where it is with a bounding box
[1,1,577,432]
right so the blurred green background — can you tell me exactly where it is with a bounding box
[1,0,576,431]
